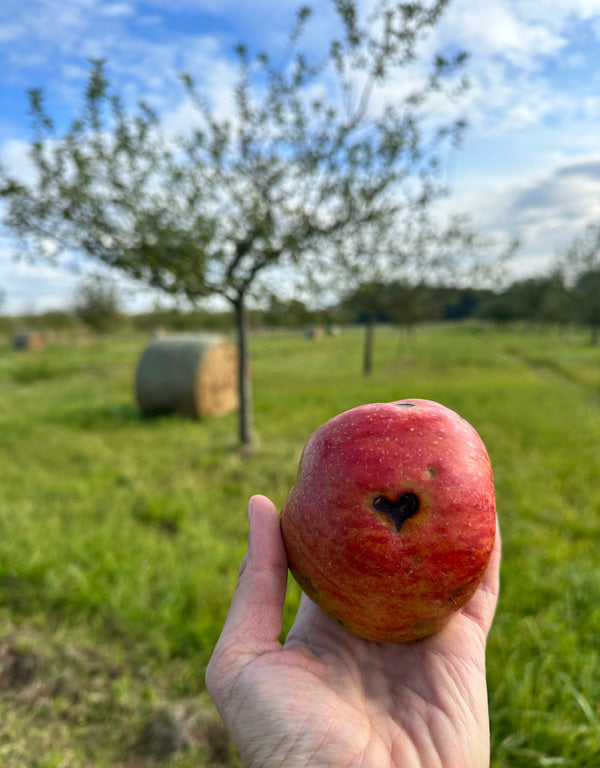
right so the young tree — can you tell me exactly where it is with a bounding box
[573,268,600,345]
[0,1,472,446]
[342,279,442,373]
[334,212,510,374]
[73,273,123,333]
[340,280,392,375]
[560,224,600,344]
[537,271,573,328]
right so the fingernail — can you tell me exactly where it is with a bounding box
[248,495,257,521]
[247,496,258,547]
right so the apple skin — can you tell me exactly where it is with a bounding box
[280,399,496,642]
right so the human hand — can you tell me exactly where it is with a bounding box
[206,494,501,768]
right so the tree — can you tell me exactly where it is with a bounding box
[73,272,123,333]
[573,269,600,345]
[536,271,573,327]
[560,224,600,344]
[331,207,512,374]
[1,1,472,447]
[262,295,313,328]
[341,279,441,372]
[341,281,393,374]
[476,274,570,328]
[442,286,494,319]
[386,280,444,336]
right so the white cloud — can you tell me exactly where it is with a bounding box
[445,153,600,280]
[100,3,135,19]
[0,245,79,314]
[429,0,600,139]
[2,0,600,310]
[446,0,565,64]
[0,235,170,314]
[1,138,33,179]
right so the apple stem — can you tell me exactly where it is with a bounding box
[372,493,420,531]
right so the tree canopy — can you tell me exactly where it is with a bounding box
[0,0,474,445]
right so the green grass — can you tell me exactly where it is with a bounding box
[1,322,600,766]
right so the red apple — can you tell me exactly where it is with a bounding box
[280,399,496,642]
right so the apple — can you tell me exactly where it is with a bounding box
[280,398,496,642]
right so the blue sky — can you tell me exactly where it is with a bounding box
[1,0,600,314]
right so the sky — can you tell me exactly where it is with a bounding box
[0,0,599,315]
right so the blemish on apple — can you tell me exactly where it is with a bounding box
[372,492,420,532]
[411,618,439,636]
[297,572,318,597]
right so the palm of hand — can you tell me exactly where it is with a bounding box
[207,496,500,768]
[222,598,490,768]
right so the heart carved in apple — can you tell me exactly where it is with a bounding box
[280,399,496,642]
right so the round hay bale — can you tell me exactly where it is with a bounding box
[151,325,168,340]
[12,329,46,351]
[304,326,324,340]
[135,334,238,419]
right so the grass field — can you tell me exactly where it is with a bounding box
[1,321,600,767]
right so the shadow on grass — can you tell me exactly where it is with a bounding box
[48,401,205,431]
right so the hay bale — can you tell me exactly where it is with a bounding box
[151,325,168,340]
[135,334,238,418]
[304,326,324,340]
[12,329,46,351]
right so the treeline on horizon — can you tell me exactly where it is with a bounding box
[1,268,598,344]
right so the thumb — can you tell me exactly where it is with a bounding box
[206,495,288,700]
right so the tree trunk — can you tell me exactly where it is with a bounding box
[396,323,415,354]
[363,313,375,376]
[233,294,253,448]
